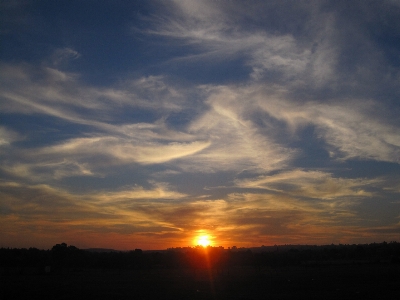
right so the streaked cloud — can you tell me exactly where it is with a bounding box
[235,169,376,199]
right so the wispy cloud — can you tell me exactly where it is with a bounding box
[252,92,400,163]
[0,181,188,248]
[1,136,210,181]
[0,63,186,123]
[51,47,81,66]
[146,0,314,82]
[236,169,376,199]
[192,84,400,164]
[0,126,21,146]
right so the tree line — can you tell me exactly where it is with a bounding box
[1,241,399,274]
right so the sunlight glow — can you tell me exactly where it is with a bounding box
[197,234,212,247]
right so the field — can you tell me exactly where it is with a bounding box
[2,263,399,299]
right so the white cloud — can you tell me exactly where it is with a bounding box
[1,159,95,181]
[93,182,187,202]
[0,126,21,146]
[0,64,187,129]
[247,86,400,163]
[236,169,376,200]
[146,0,349,88]
[1,137,210,181]
[2,60,399,187]
[182,85,294,173]
[36,136,210,164]
[143,0,315,82]
[51,47,81,65]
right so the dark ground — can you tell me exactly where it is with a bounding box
[1,263,399,300]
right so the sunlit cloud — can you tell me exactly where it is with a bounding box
[182,86,294,172]
[201,84,400,164]
[37,136,211,164]
[236,169,376,199]
[1,136,210,181]
[93,182,187,202]
[0,181,188,248]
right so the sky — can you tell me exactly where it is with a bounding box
[1,0,400,250]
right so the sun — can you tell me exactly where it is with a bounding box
[197,234,212,247]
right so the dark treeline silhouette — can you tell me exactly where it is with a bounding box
[1,241,399,274]
[2,242,400,299]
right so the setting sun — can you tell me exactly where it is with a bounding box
[196,234,212,247]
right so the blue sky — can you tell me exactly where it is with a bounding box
[1,0,400,250]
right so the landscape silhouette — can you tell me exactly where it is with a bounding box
[1,241,400,299]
